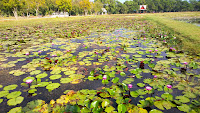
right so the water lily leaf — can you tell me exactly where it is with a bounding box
[8,107,22,113]
[161,93,173,101]
[4,84,18,91]
[64,70,75,75]
[137,83,145,87]
[0,99,3,104]
[135,74,142,79]
[130,91,139,98]
[7,96,24,106]
[0,85,3,88]
[105,106,115,113]
[143,79,152,83]
[30,70,41,75]
[176,96,190,103]
[90,100,100,111]
[9,70,25,76]
[49,74,62,80]
[112,77,119,83]
[7,91,21,99]
[0,91,9,97]
[26,100,45,109]
[177,104,191,112]
[136,89,146,95]
[46,83,60,91]
[102,99,110,108]
[154,101,164,110]
[60,78,72,83]
[120,72,126,77]
[81,107,90,113]
[28,89,37,93]
[36,72,48,79]
[162,101,172,110]
[118,104,127,113]
[149,109,163,113]
[183,92,196,98]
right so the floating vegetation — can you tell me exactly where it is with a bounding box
[0,16,199,113]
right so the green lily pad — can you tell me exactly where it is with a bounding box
[0,85,3,88]
[7,96,24,106]
[0,90,9,97]
[7,91,21,99]
[4,84,18,91]
[137,83,145,87]
[177,104,191,112]
[60,78,72,83]
[37,82,49,87]
[112,77,119,83]
[118,104,127,113]
[9,70,25,76]
[102,99,110,108]
[130,91,139,98]
[149,109,163,113]
[46,83,60,91]
[8,107,22,113]
[23,77,35,82]
[176,96,190,103]
[0,99,3,104]
[105,106,115,113]
[36,72,48,79]
[49,74,62,80]
[120,72,126,77]
[30,70,41,75]
[26,100,44,109]
[28,89,37,93]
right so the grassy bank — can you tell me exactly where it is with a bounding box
[144,13,200,55]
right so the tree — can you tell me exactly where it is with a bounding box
[93,0,103,15]
[79,0,91,15]
[30,0,46,16]
[1,0,23,19]
[56,0,72,13]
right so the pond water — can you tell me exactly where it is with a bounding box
[174,18,200,27]
[0,18,199,113]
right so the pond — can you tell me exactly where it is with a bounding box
[174,18,200,27]
[0,17,199,113]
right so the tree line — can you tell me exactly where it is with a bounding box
[0,0,199,18]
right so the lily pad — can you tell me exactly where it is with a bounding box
[49,74,62,80]
[7,96,24,106]
[4,84,18,91]
[7,91,21,99]
[36,72,48,79]
[0,91,9,97]
[46,83,60,91]
[8,107,22,113]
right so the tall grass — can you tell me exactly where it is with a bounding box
[144,14,200,55]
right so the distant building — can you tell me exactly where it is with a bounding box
[51,12,69,17]
[101,8,107,15]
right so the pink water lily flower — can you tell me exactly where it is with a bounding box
[144,37,146,40]
[103,75,107,80]
[154,75,157,78]
[52,43,54,45]
[52,55,57,57]
[26,79,33,84]
[183,62,188,65]
[146,86,152,91]
[38,51,42,53]
[95,52,98,55]
[155,49,158,52]
[149,50,152,52]
[128,84,133,88]
[167,85,172,89]
[25,53,29,56]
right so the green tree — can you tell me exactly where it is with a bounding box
[30,0,46,16]
[124,1,138,13]
[56,0,72,13]
[79,0,91,15]
[93,0,103,15]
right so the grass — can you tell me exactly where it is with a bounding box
[144,12,200,55]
